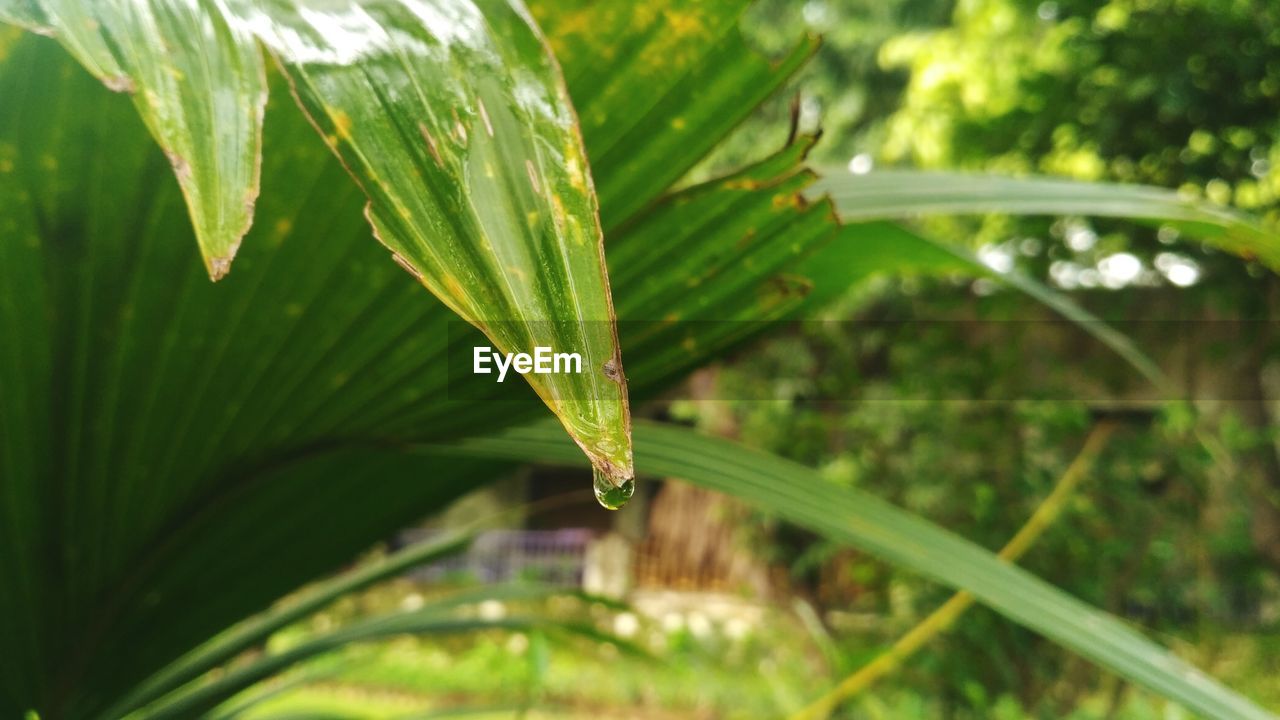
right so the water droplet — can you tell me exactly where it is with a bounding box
[592,468,635,510]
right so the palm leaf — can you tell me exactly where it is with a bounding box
[529,0,818,227]
[0,23,840,718]
[3,3,1277,719]
[136,584,643,719]
[1,0,640,486]
[240,0,635,487]
[102,532,474,719]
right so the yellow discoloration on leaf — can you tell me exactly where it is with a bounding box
[665,9,707,38]
[771,192,806,210]
[565,215,586,245]
[565,150,588,194]
[330,108,354,141]
[546,8,594,38]
[636,7,712,68]
[670,117,686,130]
[633,5,658,28]
[443,274,468,300]
[550,193,567,224]
[0,28,18,63]
[546,34,567,57]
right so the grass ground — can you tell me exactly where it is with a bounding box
[229,581,1280,719]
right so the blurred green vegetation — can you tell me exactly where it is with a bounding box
[684,0,1280,716]
[235,581,1280,719]
[222,0,1280,717]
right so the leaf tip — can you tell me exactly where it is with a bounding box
[203,239,241,282]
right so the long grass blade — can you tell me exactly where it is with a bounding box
[809,168,1280,268]
[431,420,1277,720]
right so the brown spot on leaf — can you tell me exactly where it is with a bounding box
[760,274,813,307]
[525,159,542,195]
[450,107,468,145]
[418,122,443,166]
[602,358,623,382]
[102,74,136,93]
[390,252,424,282]
[165,150,192,183]
[476,98,494,137]
[208,256,232,281]
[207,239,240,281]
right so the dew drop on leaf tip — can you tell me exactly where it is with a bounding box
[592,467,636,510]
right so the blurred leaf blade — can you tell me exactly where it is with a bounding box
[141,615,545,720]
[808,168,1280,268]
[433,419,1278,720]
[0,30,842,718]
[137,584,634,720]
[797,222,1168,387]
[103,531,474,720]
